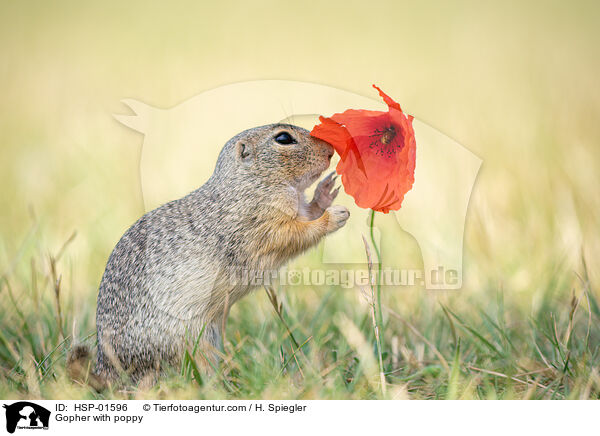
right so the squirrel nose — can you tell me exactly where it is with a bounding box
[327,150,334,160]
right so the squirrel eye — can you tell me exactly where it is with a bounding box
[274,132,297,145]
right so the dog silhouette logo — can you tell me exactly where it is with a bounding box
[115,80,481,291]
[2,402,50,433]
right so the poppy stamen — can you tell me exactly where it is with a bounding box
[369,126,402,157]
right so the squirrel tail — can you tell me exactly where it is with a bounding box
[66,344,108,392]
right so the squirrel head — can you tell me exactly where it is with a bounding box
[215,123,334,191]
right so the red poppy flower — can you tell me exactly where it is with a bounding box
[311,85,416,213]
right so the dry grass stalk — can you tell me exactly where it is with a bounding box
[361,235,387,396]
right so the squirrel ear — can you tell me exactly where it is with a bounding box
[236,142,252,163]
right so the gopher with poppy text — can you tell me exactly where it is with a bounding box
[67,124,349,388]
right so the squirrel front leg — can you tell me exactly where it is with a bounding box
[262,205,349,259]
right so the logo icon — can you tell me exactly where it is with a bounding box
[2,402,50,433]
[115,80,481,291]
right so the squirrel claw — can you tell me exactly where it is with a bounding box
[332,186,340,200]
[313,172,340,210]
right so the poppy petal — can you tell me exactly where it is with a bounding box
[373,84,401,112]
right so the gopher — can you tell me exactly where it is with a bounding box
[68,124,349,388]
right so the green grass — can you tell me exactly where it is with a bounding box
[0,225,598,400]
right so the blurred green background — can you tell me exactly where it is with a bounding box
[0,0,599,398]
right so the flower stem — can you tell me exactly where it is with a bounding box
[369,209,385,356]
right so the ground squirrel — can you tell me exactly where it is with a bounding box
[68,123,349,388]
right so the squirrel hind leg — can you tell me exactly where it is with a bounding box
[66,344,108,392]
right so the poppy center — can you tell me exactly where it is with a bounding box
[380,126,396,144]
[369,125,403,157]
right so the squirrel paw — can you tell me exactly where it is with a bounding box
[312,171,340,211]
[326,205,350,233]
